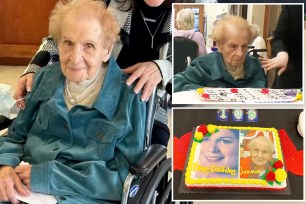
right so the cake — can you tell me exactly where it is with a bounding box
[185,124,287,190]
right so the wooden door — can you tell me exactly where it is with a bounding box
[0,0,57,65]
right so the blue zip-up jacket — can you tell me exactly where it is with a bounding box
[174,52,266,92]
[0,57,146,203]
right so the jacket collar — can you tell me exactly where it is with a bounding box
[31,57,122,120]
[209,52,259,81]
[92,57,122,120]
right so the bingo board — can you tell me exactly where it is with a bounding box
[194,88,301,103]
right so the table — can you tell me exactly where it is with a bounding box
[173,109,304,201]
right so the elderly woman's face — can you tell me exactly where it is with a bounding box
[58,11,109,82]
[250,139,273,168]
[218,26,249,68]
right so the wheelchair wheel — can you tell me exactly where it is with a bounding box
[140,158,172,204]
[158,177,172,203]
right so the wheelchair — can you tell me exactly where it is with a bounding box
[122,87,172,204]
[0,64,172,204]
[247,46,267,59]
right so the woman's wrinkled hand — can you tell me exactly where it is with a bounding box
[123,61,162,102]
[13,73,35,109]
[260,51,289,76]
[0,166,29,204]
[15,164,32,190]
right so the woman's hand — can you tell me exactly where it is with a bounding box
[0,166,29,204]
[13,73,35,109]
[15,164,32,190]
[123,61,162,102]
[260,51,289,76]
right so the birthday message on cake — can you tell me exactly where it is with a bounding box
[192,162,237,176]
[240,167,261,176]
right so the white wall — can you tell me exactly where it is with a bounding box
[203,4,266,47]
[248,5,265,36]
[205,4,229,47]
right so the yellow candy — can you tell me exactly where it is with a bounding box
[196,88,204,94]
[296,92,303,101]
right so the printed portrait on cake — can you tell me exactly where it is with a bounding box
[194,128,240,179]
[240,130,276,179]
[185,125,287,189]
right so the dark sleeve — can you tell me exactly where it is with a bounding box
[173,58,211,92]
[272,5,303,58]
[23,36,58,75]
[251,67,267,88]
[251,57,267,88]
[271,6,290,55]
[0,68,50,167]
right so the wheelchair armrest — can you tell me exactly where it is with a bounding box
[0,115,12,131]
[130,144,167,177]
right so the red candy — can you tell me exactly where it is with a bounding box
[230,88,238,93]
[201,93,210,99]
[262,89,269,94]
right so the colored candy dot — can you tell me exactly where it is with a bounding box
[197,88,204,94]
[202,93,210,99]
[230,88,238,93]
[261,89,269,94]
[296,92,303,100]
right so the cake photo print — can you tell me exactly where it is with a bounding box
[185,126,287,190]
[172,108,304,201]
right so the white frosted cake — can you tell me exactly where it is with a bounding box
[185,124,287,190]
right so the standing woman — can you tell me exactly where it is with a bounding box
[260,5,303,88]
[14,0,172,146]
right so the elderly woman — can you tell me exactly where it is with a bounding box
[14,0,172,147]
[174,8,207,56]
[260,5,302,89]
[0,0,145,203]
[240,136,275,179]
[174,15,266,92]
